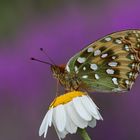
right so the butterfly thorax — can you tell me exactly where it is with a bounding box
[51,65,81,91]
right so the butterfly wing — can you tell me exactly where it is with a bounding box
[66,30,140,92]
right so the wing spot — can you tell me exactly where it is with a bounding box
[112,78,119,85]
[95,74,100,79]
[137,43,140,48]
[66,65,70,72]
[106,69,115,74]
[87,47,94,52]
[124,44,129,51]
[132,31,136,34]
[130,54,135,60]
[90,64,98,71]
[125,80,129,85]
[135,33,139,37]
[108,62,118,67]
[83,67,86,71]
[94,49,101,56]
[128,72,133,78]
[115,39,122,44]
[101,53,108,58]
[112,56,116,60]
[104,37,112,42]
[77,57,86,63]
[74,66,78,73]
[131,63,135,68]
[82,75,88,79]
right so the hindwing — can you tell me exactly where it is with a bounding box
[66,30,140,92]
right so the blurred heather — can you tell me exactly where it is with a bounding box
[0,0,140,140]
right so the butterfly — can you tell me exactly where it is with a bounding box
[32,29,140,93]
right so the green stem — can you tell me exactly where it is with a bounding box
[78,128,91,140]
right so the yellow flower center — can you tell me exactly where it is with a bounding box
[49,91,86,109]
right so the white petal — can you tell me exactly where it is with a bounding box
[53,120,68,139]
[72,97,92,121]
[59,130,68,139]
[87,96,99,109]
[64,106,77,134]
[39,108,53,137]
[53,122,62,140]
[88,118,97,128]
[48,108,53,127]
[80,96,101,120]
[39,114,49,137]
[44,108,53,137]
[53,105,66,132]
[65,102,88,129]
[97,111,103,120]
[87,96,103,120]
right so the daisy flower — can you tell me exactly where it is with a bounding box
[39,91,103,139]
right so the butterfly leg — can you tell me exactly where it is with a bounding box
[74,86,80,91]
[55,80,60,97]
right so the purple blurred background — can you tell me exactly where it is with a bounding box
[0,0,140,140]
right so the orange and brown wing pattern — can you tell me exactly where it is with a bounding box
[66,30,140,92]
[99,30,140,90]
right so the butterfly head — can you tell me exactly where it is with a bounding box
[51,64,65,79]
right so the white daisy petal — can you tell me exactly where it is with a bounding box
[64,106,77,134]
[87,96,99,109]
[80,96,101,120]
[39,91,103,139]
[88,118,97,128]
[39,114,49,137]
[65,102,88,129]
[87,97,103,120]
[97,111,103,120]
[54,105,66,132]
[48,108,53,127]
[53,121,62,140]
[72,97,92,121]
[44,108,53,137]
[39,108,53,137]
[59,130,68,139]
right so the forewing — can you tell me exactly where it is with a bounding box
[66,30,140,92]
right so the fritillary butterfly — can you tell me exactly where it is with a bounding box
[31,29,140,93]
[50,29,140,92]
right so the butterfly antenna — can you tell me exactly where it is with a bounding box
[40,48,56,65]
[30,57,52,66]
